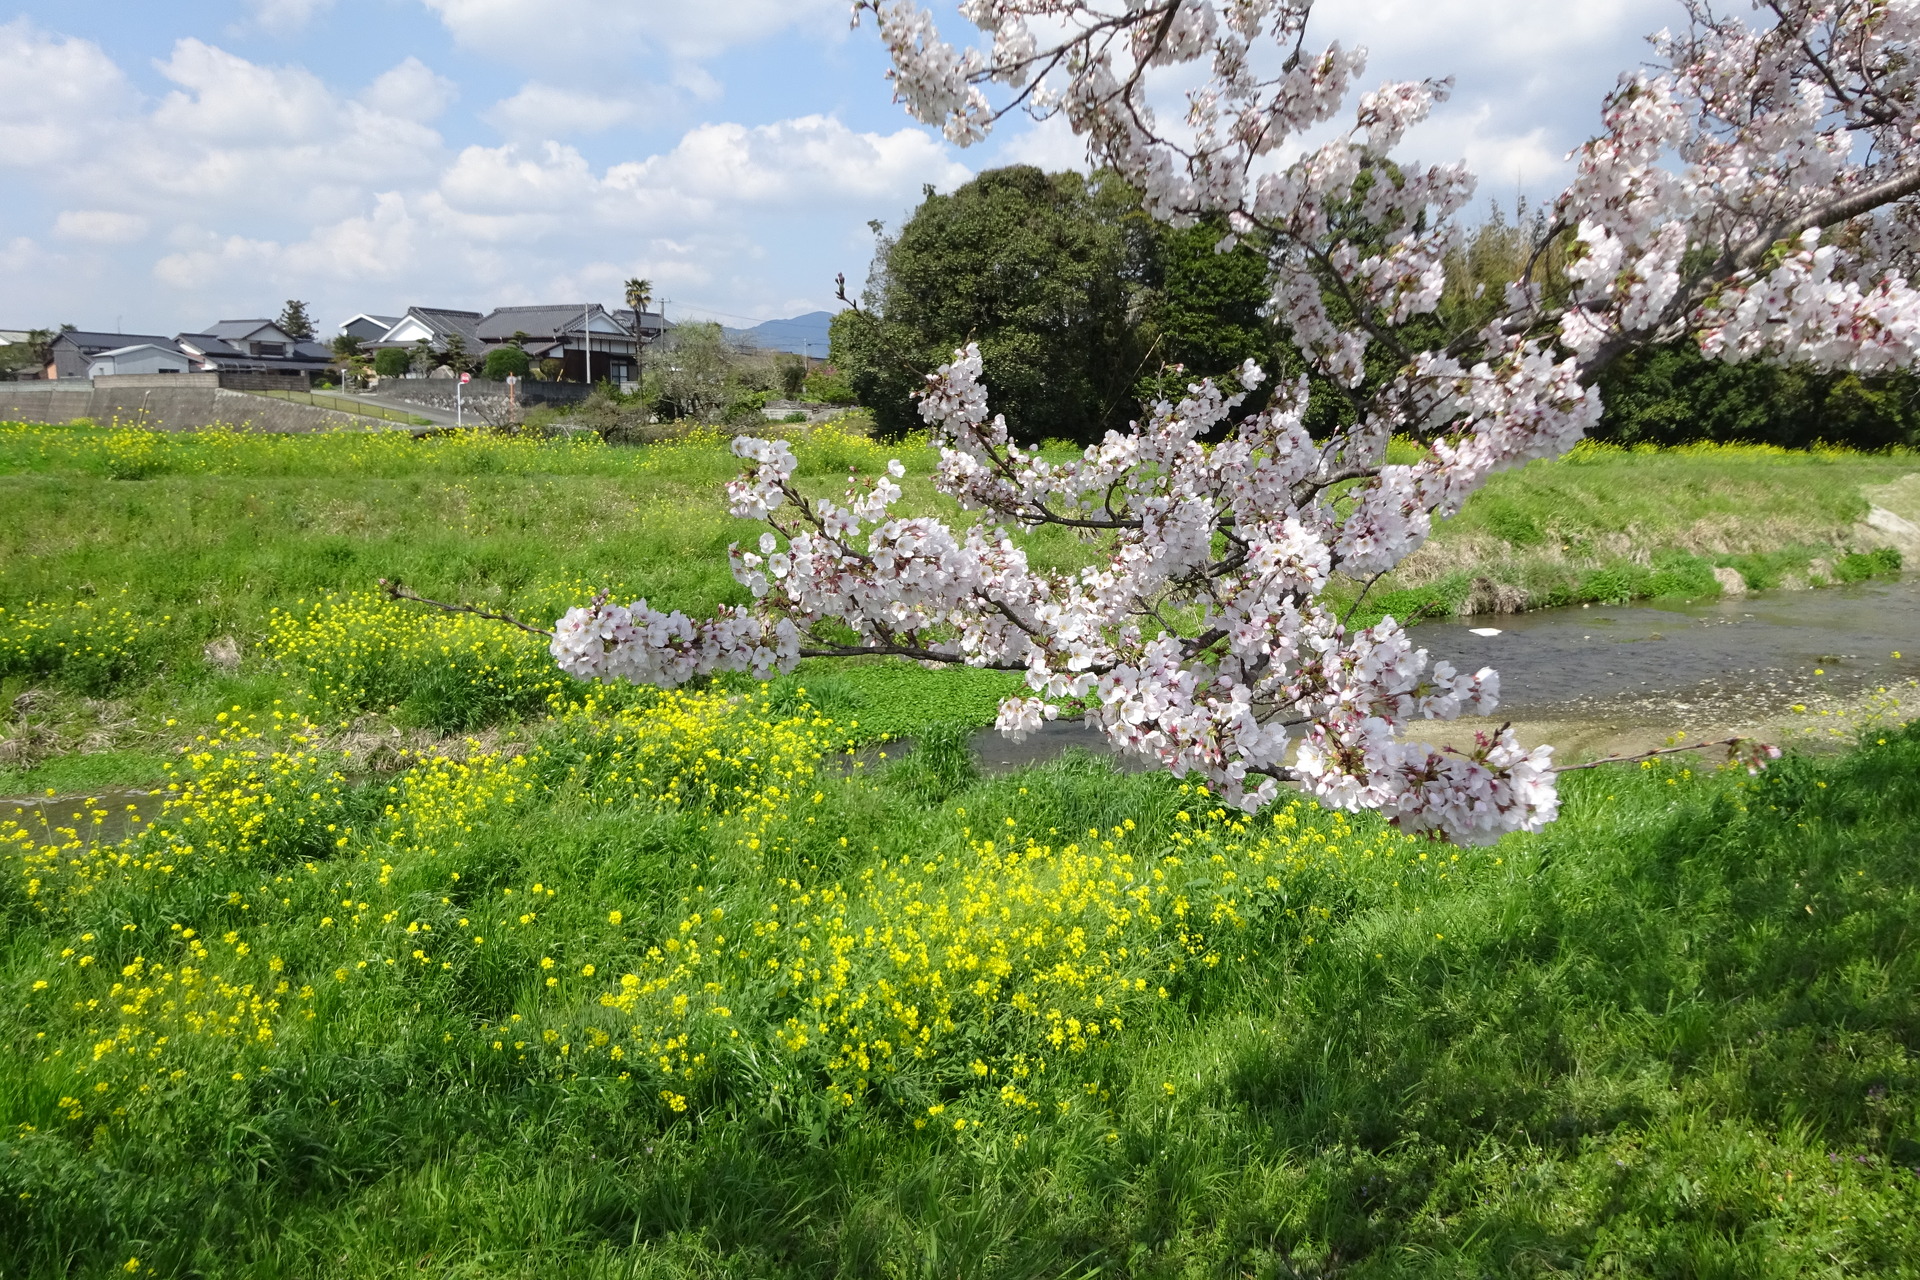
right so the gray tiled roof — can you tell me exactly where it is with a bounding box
[205,319,281,342]
[177,333,244,357]
[400,307,484,348]
[614,309,669,339]
[52,330,178,354]
[476,304,632,341]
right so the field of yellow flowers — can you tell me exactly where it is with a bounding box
[2,420,1918,1277]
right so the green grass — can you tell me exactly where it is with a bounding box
[1337,441,1913,624]
[3,421,1918,1276]
[1,424,1910,792]
[2,705,1917,1277]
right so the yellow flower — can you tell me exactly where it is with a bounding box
[608,910,623,924]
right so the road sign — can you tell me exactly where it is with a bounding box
[460,372,471,384]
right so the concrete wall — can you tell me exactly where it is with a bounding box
[371,377,592,410]
[0,375,406,433]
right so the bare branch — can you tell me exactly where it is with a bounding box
[379,578,555,638]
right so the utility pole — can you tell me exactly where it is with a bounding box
[580,304,593,386]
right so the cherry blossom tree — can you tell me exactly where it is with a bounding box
[547,0,1914,843]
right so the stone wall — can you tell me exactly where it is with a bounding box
[0,377,407,433]
[761,399,853,424]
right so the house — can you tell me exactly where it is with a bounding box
[46,329,180,380]
[613,309,668,347]
[368,307,485,360]
[475,304,641,383]
[87,343,192,377]
[336,313,400,345]
[175,321,332,377]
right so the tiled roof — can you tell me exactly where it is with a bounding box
[52,330,177,353]
[476,304,632,341]
[401,307,485,347]
[205,319,281,342]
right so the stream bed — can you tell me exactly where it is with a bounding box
[971,576,1920,773]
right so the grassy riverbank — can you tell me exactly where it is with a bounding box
[2,420,1917,1276]
[4,683,1918,1277]
[1337,441,1915,625]
[0,421,1912,791]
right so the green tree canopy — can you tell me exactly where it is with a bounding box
[408,338,437,376]
[1130,218,1275,410]
[651,322,735,422]
[442,332,473,374]
[372,347,410,379]
[833,166,1157,443]
[276,300,315,342]
[834,165,1286,443]
[483,345,530,381]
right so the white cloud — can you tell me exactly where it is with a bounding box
[244,0,336,33]
[419,0,844,63]
[484,83,641,140]
[0,19,137,167]
[137,112,964,324]
[609,115,970,208]
[0,15,966,330]
[361,57,458,121]
[991,114,1092,175]
[54,211,151,244]
[1304,0,1674,202]
[966,0,1673,208]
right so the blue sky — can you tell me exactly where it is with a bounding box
[1,0,1675,337]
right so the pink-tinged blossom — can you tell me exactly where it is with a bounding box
[561,1,1920,842]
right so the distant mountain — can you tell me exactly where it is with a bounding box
[721,310,837,357]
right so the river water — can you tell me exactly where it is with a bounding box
[971,577,1920,772]
[6,579,1915,816]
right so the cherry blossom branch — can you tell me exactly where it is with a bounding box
[537,0,1920,843]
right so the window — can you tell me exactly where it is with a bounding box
[253,342,285,356]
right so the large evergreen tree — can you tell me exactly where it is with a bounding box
[276,300,315,342]
[833,167,1151,443]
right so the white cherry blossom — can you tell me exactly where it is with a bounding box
[550,0,1920,844]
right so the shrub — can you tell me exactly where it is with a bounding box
[483,345,530,381]
[372,347,410,378]
[803,367,858,405]
[0,595,170,695]
[1837,546,1903,581]
[266,591,570,732]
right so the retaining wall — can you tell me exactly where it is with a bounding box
[369,378,593,411]
[0,377,405,433]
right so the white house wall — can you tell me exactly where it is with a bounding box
[383,319,434,343]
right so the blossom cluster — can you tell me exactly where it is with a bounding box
[554,0,1920,841]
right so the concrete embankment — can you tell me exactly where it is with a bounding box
[0,374,407,432]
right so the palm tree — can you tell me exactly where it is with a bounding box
[624,277,654,389]
[624,277,652,316]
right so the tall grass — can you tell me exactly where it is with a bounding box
[2,699,1916,1276]
[0,418,1912,786]
[2,422,1917,1276]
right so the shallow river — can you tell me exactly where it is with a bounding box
[6,579,1915,818]
[971,577,1920,772]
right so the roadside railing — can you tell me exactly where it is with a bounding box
[238,388,431,425]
